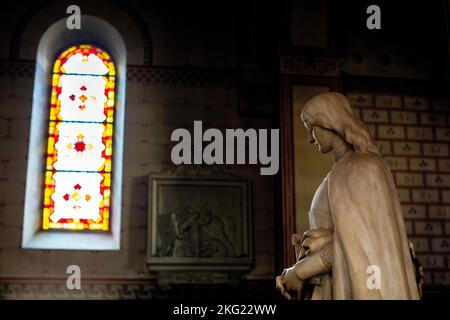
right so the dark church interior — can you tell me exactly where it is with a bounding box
[0,0,449,301]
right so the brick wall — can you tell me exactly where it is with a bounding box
[347,92,450,288]
[0,0,278,299]
[0,59,275,299]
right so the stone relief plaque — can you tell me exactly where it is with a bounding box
[146,173,253,283]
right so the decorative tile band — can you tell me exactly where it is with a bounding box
[280,56,343,77]
[0,280,274,300]
[0,60,236,88]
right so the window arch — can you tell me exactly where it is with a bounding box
[43,45,115,231]
[22,16,126,250]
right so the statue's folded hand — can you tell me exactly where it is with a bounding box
[302,228,333,256]
[280,267,304,300]
[276,267,304,300]
[303,228,333,239]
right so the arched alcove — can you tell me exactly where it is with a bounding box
[9,0,151,65]
[22,15,126,250]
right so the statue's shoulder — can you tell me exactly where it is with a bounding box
[346,151,385,167]
[332,151,388,180]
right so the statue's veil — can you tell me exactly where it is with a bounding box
[301,92,380,155]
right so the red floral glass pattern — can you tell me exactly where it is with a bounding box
[43,45,115,231]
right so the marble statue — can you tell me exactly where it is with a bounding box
[276,92,420,300]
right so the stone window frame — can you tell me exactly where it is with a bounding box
[22,15,126,250]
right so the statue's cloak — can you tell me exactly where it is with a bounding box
[328,152,419,299]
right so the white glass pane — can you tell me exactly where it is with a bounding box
[61,52,109,75]
[58,75,107,122]
[54,122,106,172]
[50,172,104,222]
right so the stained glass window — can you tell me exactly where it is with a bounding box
[42,45,115,231]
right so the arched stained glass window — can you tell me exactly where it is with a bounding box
[43,44,115,231]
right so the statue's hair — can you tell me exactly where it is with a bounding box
[301,92,380,155]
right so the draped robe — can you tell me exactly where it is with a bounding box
[309,151,420,299]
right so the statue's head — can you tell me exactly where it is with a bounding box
[301,92,379,155]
